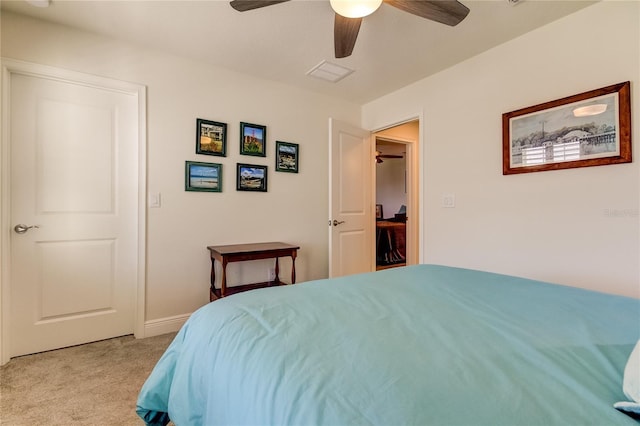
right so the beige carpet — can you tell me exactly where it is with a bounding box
[0,332,176,425]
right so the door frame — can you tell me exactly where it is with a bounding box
[374,133,418,265]
[371,115,423,265]
[0,58,147,365]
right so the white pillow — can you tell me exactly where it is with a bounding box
[614,340,640,414]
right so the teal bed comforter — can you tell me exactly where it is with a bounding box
[137,265,640,425]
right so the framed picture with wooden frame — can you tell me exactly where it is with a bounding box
[240,122,267,157]
[185,161,222,192]
[196,119,227,157]
[236,163,268,192]
[502,81,631,175]
[275,141,299,173]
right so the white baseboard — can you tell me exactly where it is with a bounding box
[142,313,190,337]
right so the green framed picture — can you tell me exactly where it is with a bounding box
[185,161,222,192]
[196,119,226,157]
[275,141,299,173]
[240,122,266,157]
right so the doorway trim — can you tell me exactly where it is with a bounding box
[374,135,416,265]
[370,114,423,265]
[0,58,147,365]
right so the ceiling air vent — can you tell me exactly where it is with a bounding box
[306,60,354,83]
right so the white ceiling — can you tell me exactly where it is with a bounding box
[1,0,596,104]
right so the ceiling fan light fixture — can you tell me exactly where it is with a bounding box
[330,0,382,18]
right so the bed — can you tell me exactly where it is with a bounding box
[137,264,640,425]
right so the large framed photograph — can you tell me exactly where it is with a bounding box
[502,81,631,175]
[185,161,222,192]
[240,122,267,157]
[275,141,299,173]
[236,163,268,192]
[196,119,226,157]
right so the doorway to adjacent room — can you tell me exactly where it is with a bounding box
[328,117,419,278]
[373,120,419,270]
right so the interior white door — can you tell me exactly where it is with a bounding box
[9,70,139,357]
[328,119,374,278]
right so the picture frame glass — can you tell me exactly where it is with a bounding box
[240,123,266,157]
[197,119,226,157]
[276,141,298,173]
[237,163,267,192]
[509,93,619,168]
[186,161,222,192]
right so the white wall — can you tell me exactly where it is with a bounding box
[363,1,640,298]
[1,12,361,324]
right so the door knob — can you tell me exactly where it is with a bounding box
[14,224,39,234]
[332,220,345,226]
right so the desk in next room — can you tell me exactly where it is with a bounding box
[207,242,299,301]
[376,221,406,268]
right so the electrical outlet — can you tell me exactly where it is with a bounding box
[268,268,276,281]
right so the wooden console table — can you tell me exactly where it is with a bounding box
[207,242,299,300]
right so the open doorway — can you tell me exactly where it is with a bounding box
[373,120,419,271]
[375,139,407,269]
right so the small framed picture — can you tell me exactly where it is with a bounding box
[185,161,222,192]
[236,163,268,192]
[375,204,383,219]
[275,141,299,173]
[196,119,226,157]
[240,122,267,157]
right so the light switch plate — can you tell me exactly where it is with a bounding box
[149,192,161,208]
[442,193,455,208]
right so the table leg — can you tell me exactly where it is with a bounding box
[210,257,216,302]
[274,257,280,284]
[291,251,297,284]
[221,258,228,298]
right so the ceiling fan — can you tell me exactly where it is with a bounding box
[375,150,403,163]
[229,0,470,58]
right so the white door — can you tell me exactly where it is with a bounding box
[8,67,140,357]
[328,119,374,278]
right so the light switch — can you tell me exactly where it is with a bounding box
[442,193,455,208]
[149,192,161,208]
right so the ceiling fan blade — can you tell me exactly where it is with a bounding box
[334,14,362,58]
[384,0,469,26]
[380,154,404,158]
[230,0,290,12]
